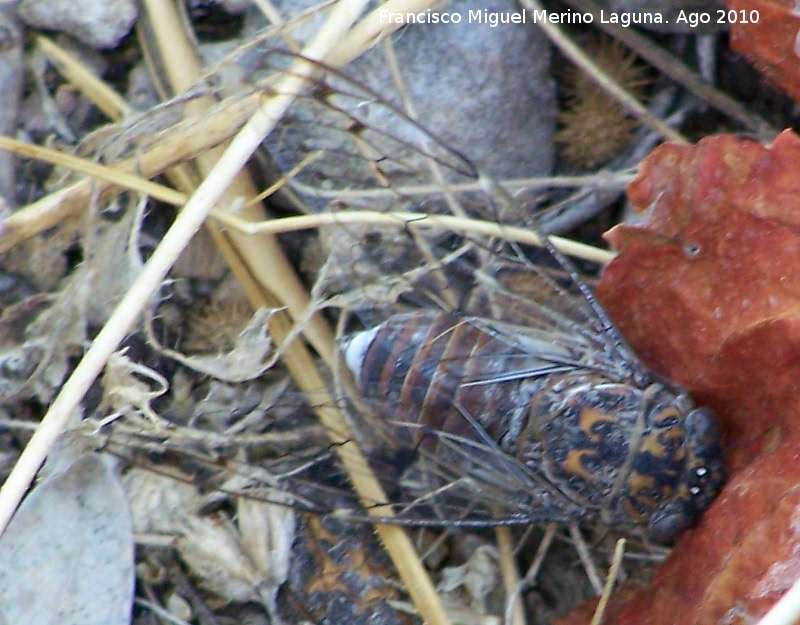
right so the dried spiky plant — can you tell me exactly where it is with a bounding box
[556,37,650,168]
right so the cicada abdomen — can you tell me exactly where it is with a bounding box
[342,308,724,543]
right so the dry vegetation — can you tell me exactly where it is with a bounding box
[0,1,792,625]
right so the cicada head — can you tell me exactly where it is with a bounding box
[617,384,724,543]
[645,406,725,543]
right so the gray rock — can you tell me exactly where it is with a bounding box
[0,7,22,209]
[17,0,137,48]
[255,0,556,180]
[215,0,252,14]
[349,0,555,179]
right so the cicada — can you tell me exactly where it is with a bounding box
[107,49,724,546]
[340,268,724,543]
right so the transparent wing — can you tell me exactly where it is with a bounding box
[101,411,588,528]
[99,48,647,528]
[252,50,639,377]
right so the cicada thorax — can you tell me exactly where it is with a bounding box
[527,380,695,526]
[342,307,723,539]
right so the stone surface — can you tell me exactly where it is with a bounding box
[253,0,556,180]
[17,0,137,48]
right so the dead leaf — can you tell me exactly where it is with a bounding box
[437,544,502,623]
[81,197,143,326]
[97,349,169,423]
[148,307,276,383]
[600,130,800,458]
[726,0,800,104]
[121,466,200,535]
[0,435,134,625]
[176,505,292,615]
[236,498,295,616]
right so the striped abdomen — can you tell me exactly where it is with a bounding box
[343,309,552,454]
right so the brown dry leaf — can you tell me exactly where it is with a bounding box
[148,307,276,383]
[560,130,800,624]
[599,130,800,466]
[97,350,169,422]
[177,514,268,604]
[726,0,800,104]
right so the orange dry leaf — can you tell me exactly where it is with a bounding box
[598,130,800,467]
[558,130,800,625]
[726,0,800,104]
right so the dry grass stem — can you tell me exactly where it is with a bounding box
[0,4,676,624]
[138,3,452,622]
[0,136,187,206]
[0,0,371,550]
[140,0,336,364]
[330,0,449,66]
[496,525,526,625]
[0,91,263,253]
[17,1,457,623]
[290,170,636,200]
[590,538,626,625]
[523,523,559,585]
[570,523,605,594]
[210,209,617,265]
[36,36,130,119]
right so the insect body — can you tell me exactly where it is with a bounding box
[342,304,724,543]
[293,53,728,539]
[107,51,724,546]
[286,54,727,540]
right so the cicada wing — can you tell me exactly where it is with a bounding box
[244,51,641,374]
[255,49,478,207]
[373,424,590,527]
[100,389,588,528]
[251,50,649,525]
[100,48,646,529]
